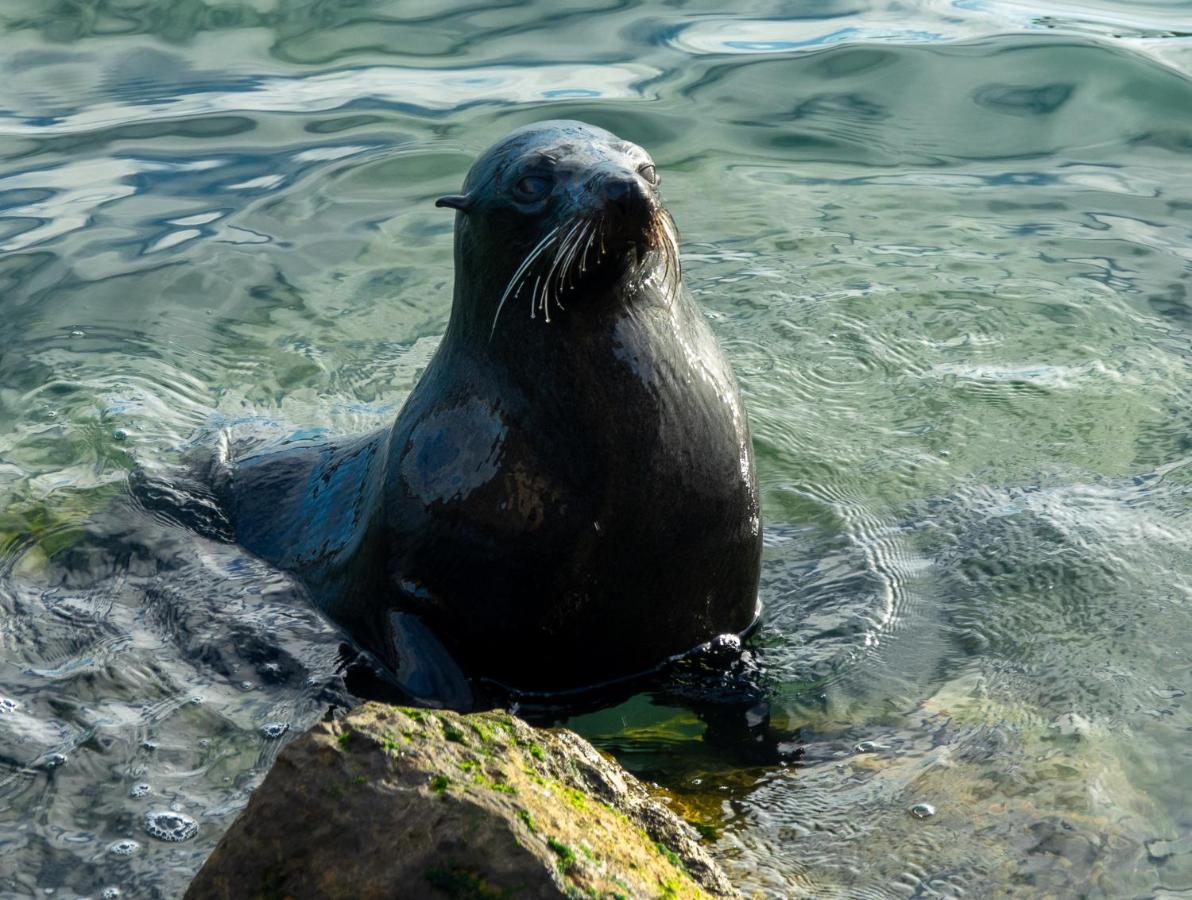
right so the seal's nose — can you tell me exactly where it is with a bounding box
[602,175,650,222]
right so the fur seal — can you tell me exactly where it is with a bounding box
[213,120,762,695]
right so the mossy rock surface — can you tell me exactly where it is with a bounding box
[185,703,739,899]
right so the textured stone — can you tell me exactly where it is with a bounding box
[186,703,739,899]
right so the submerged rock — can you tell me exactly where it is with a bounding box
[185,703,738,899]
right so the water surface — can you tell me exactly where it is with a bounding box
[1,1,1191,896]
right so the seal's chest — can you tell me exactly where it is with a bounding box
[393,300,751,549]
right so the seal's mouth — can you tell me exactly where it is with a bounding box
[488,207,680,339]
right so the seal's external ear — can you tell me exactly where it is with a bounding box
[435,194,473,212]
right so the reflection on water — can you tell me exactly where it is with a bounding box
[2,0,1191,896]
[0,63,659,136]
[672,0,1192,56]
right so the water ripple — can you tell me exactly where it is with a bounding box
[0,63,661,137]
[3,2,1192,897]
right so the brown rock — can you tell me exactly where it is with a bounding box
[185,703,739,899]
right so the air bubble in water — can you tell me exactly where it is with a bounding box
[910,802,936,819]
[43,753,67,769]
[144,810,198,842]
[108,839,140,856]
[261,722,289,739]
[856,741,878,753]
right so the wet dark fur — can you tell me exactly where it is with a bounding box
[212,121,762,693]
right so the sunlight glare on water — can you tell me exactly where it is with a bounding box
[1,0,1191,896]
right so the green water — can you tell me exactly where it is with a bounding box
[2,1,1191,897]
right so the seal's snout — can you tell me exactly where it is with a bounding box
[596,172,656,251]
[602,175,650,220]
[471,121,684,334]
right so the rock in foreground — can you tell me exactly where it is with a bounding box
[186,703,738,899]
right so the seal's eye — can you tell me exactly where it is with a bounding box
[638,164,659,185]
[514,174,552,202]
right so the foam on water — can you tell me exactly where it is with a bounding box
[143,811,198,843]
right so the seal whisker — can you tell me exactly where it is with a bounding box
[581,219,600,272]
[567,221,590,280]
[553,227,580,312]
[579,221,597,276]
[558,220,591,306]
[529,274,544,320]
[666,240,678,304]
[659,210,681,305]
[541,222,576,319]
[539,220,583,322]
[557,220,596,312]
[645,214,663,284]
[662,219,674,289]
[490,225,560,339]
[555,220,586,301]
[578,220,597,283]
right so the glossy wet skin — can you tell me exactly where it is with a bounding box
[218,120,762,693]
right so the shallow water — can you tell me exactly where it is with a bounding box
[2,1,1191,896]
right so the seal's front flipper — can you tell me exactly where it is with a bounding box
[656,633,800,764]
[385,611,474,710]
[338,644,417,706]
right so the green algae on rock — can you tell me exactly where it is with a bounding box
[184,703,739,900]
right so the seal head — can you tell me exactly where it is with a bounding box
[435,120,682,344]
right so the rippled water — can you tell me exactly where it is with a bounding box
[2,1,1191,897]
